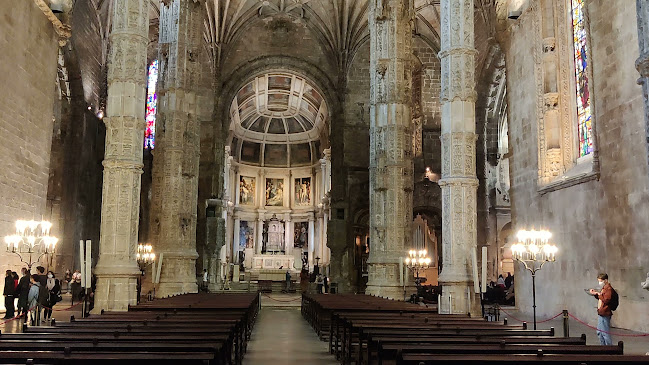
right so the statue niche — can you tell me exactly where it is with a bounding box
[264,214,285,254]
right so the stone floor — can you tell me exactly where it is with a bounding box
[243,306,338,365]
[0,293,84,333]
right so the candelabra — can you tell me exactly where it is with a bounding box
[137,243,155,273]
[4,220,58,269]
[405,250,431,300]
[510,229,558,329]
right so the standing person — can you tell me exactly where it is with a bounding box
[202,269,208,292]
[63,269,72,294]
[35,267,48,321]
[71,269,82,304]
[285,270,291,292]
[27,274,41,326]
[3,270,15,319]
[323,274,329,294]
[16,268,30,319]
[11,271,18,311]
[589,273,616,345]
[43,271,61,323]
[316,274,324,294]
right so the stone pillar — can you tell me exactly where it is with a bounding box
[93,0,149,312]
[152,0,201,297]
[308,217,315,271]
[636,0,649,169]
[437,0,480,315]
[233,217,241,263]
[284,215,293,256]
[256,215,264,255]
[366,0,415,299]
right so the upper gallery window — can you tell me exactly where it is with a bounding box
[570,0,592,158]
[145,60,159,149]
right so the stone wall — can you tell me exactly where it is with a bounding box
[506,0,649,332]
[0,1,59,275]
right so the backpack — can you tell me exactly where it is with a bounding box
[609,288,619,311]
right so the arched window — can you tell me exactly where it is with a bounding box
[145,60,159,149]
[571,0,592,157]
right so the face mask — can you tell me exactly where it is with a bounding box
[598,280,604,287]
[48,274,53,278]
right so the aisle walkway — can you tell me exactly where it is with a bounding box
[243,307,337,365]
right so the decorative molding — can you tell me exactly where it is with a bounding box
[33,0,72,46]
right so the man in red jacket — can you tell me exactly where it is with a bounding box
[589,273,614,345]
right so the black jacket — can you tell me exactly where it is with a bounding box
[3,276,15,296]
[17,275,30,305]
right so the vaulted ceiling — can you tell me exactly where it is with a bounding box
[148,0,498,74]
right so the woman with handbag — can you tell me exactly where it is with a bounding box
[43,271,61,323]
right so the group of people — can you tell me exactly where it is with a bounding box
[3,266,63,325]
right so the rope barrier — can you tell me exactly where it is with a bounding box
[262,294,302,303]
[1,301,83,326]
[567,312,649,337]
[494,306,649,337]
[0,305,38,326]
[497,306,563,324]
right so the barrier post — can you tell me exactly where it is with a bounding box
[563,310,569,337]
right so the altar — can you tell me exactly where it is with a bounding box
[252,254,296,271]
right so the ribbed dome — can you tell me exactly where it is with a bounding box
[229,72,328,167]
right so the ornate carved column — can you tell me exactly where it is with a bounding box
[153,0,201,297]
[366,0,415,299]
[437,0,480,315]
[233,216,241,262]
[637,1,649,169]
[93,0,149,312]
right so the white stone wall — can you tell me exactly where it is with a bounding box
[0,1,59,274]
[506,0,649,332]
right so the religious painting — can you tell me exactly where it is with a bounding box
[239,221,255,249]
[294,222,308,248]
[265,178,284,206]
[239,176,255,205]
[294,177,311,206]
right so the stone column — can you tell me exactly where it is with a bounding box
[284,215,293,256]
[437,0,480,315]
[256,217,264,255]
[636,1,649,169]
[308,216,315,271]
[233,217,241,263]
[152,0,201,297]
[93,0,148,312]
[366,0,415,299]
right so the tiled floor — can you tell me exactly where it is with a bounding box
[243,307,338,365]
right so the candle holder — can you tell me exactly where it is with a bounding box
[510,229,558,330]
[5,220,58,269]
[405,250,431,301]
[137,243,156,274]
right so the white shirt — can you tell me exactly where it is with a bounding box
[203,271,208,282]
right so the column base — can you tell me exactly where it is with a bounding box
[438,282,481,316]
[156,281,199,298]
[92,274,140,313]
[156,251,199,298]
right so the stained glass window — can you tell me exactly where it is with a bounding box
[571,0,592,157]
[145,60,159,149]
